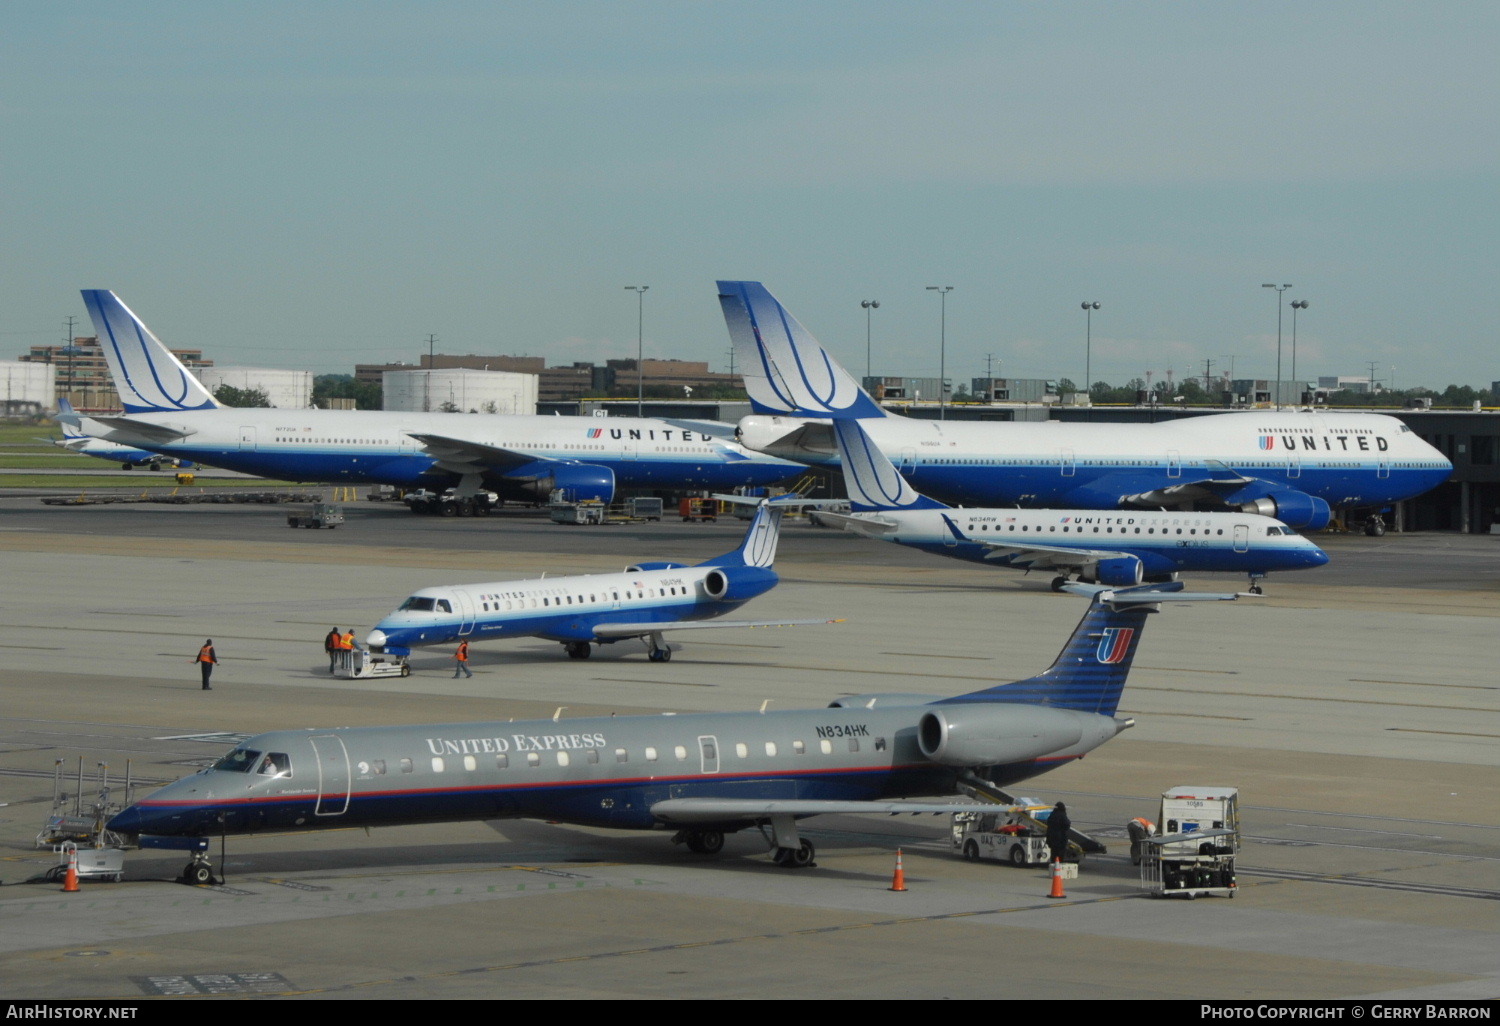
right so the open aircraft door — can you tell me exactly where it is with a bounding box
[310,734,351,817]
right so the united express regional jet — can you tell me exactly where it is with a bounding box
[74,289,802,509]
[822,418,1328,592]
[717,281,1451,531]
[368,501,834,663]
[109,582,1234,882]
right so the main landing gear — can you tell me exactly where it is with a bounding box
[1364,514,1387,537]
[564,641,592,660]
[672,829,726,854]
[645,633,672,662]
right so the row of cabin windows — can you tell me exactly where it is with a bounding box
[479,584,690,613]
[967,523,1230,536]
[353,735,890,777]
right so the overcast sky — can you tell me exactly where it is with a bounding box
[3,1,1495,391]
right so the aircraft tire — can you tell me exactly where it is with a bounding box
[698,830,725,854]
[567,642,591,660]
[1051,576,1067,592]
[440,500,458,518]
[184,863,213,886]
[121,463,133,471]
[400,664,411,677]
[792,840,815,867]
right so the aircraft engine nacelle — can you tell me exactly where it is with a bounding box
[917,704,1090,768]
[1240,491,1332,531]
[736,415,834,459]
[1093,555,1144,587]
[702,565,779,603]
[505,460,615,503]
[626,561,689,573]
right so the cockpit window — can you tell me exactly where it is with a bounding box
[212,748,262,773]
[398,597,435,612]
[258,752,291,777]
[436,599,452,613]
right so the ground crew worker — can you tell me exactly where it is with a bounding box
[193,639,218,690]
[1046,801,1071,863]
[453,639,472,679]
[340,629,359,652]
[325,628,341,673]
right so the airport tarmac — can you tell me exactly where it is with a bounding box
[0,497,1496,1000]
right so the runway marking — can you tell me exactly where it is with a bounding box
[591,677,717,688]
[1352,678,1496,690]
[1386,726,1500,739]
[247,890,1145,996]
[0,644,65,651]
[1133,684,1494,713]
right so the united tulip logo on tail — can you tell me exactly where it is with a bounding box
[1096,627,1135,664]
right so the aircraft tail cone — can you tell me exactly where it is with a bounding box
[61,849,79,893]
[1048,858,1067,899]
[888,848,907,892]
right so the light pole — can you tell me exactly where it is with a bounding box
[861,299,879,384]
[1262,283,1293,408]
[625,285,649,415]
[926,286,953,419]
[1081,301,1100,403]
[1290,299,1309,404]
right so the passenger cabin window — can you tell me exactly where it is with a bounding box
[400,758,413,773]
[526,752,541,767]
[431,757,445,773]
[495,754,509,770]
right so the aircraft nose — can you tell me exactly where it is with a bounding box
[1305,544,1331,567]
[107,804,148,836]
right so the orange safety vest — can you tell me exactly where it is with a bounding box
[339,633,355,650]
[196,645,216,664]
[455,642,469,662]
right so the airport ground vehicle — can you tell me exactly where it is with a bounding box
[1137,786,1240,899]
[286,503,345,529]
[332,648,410,679]
[951,805,1103,865]
[680,497,718,521]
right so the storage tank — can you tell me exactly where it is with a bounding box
[200,367,313,409]
[382,369,538,415]
[0,361,54,416]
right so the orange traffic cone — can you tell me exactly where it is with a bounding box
[1047,857,1067,899]
[888,848,908,892]
[61,850,80,893]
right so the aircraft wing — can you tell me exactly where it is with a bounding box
[972,539,1125,572]
[87,416,193,443]
[591,618,843,639]
[811,510,901,535]
[1120,461,1255,507]
[405,433,555,474]
[651,797,1006,824]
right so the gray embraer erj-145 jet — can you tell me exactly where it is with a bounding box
[110,583,1235,883]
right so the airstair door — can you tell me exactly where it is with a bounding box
[310,734,351,817]
[1233,524,1250,553]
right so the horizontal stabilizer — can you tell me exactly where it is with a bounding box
[88,416,193,442]
[1059,582,1243,604]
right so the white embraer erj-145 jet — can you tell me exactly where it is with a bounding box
[367,501,835,663]
[73,289,802,513]
[817,417,1329,593]
[716,281,1452,534]
[110,582,1236,882]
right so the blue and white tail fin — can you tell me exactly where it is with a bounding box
[54,397,84,434]
[717,281,887,419]
[80,290,220,414]
[832,418,949,513]
[944,583,1236,716]
[701,501,784,568]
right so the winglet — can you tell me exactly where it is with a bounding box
[717,281,886,418]
[832,418,948,512]
[80,290,221,413]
